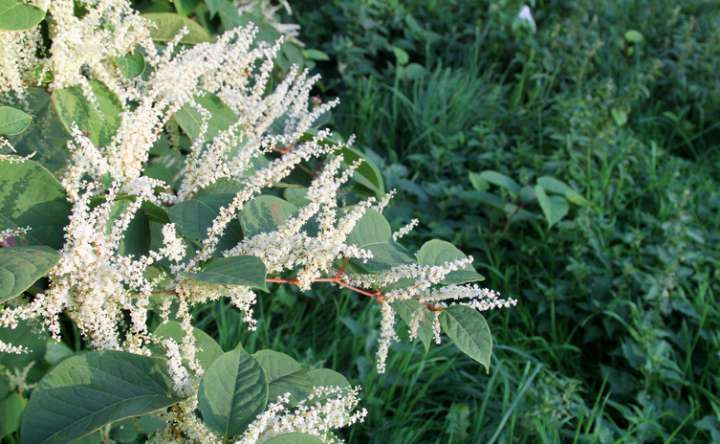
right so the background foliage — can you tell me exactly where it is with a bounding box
[285,0,720,442]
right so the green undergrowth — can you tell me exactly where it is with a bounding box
[210,0,720,442]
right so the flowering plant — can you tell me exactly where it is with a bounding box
[0,1,515,442]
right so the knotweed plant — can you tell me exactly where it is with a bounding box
[0,1,515,443]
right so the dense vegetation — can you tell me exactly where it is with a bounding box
[0,0,718,443]
[280,0,720,442]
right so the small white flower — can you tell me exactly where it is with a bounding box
[517,5,537,32]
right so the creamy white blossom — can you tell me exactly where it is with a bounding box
[0,339,27,355]
[238,386,367,444]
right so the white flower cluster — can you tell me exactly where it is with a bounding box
[224,156,374,289]
[0,339,27,354]
[0,226,30,247]
[1,362,36,393]
[238,386,367,444]
[0,175,182,351]
[342,256,517,372]
[0,28,42,96]
[46,0,154,102]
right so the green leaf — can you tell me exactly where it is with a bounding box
[205,0,223,16]
[0,393,24,439]
[0,106,32,136]
[611,108,628,127]
[402,63,427,80]
[303,49,329,61]
[440,305,492,371]
[240,196,298,238]
[205,0,248,29]
[198,349,268,438]
[463,191,505,211]
[168,180,243,249]
[0,246,58,302]
[537,176,590,207]
[142,13,212,44]
[346,209,415,273]
[173,0,199,16]
[346,209,391,247]
[153,320,223,370]
[188,256,267,291]
[0,320,47,371]
[0,157,70,249]
[306,369,350,389]
[624,29,644,44]
[0,379,8,399]
[264,433,325,444]
[44,340,73,366]
[534,185,569,227]
[109,415,166,443]
[0,0,45,31]
[114,52,146,79]
[253,350,312,403]
[416,239,483,285]
[340,146,385,197]
[174,92,237,142]
[468,172,489,192]
[106,199,152,257]
[52,80,122,148]
[5,88,70,173]
[393,299,433,351]
[392,46,410,65]
[21,351,182,444]
[351,242,415,274]
[479,170,521,196]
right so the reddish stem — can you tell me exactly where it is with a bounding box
[266,274,382,301]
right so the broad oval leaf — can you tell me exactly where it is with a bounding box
[174,92,237,142]
[142,13,212,44]
[0,246,58,302]
[0,157,70,249]
[0,392,24,439]
[0,320,47,371]
[198,349,268,438]
[168,180,243,249]
[153,321,223,370]
[340,146,385,197]
[534,185,569,228]
[4,88,70,173]
[21,351,182,444]
[537,176,590,207]
[440,305,492,371]
[305,368,350,389]
[187,255,267,291]
[416,239,483,285]
[0,106,32,136]
[240,196,298,238]
[536,176,573,195]
[0,0,45,31]
[264,433,325,444]
[52,80,122,148]
[114,52,146,79]
[479,170,521,196]
[346,209,391,247]
[347,210,414,274]
[253,350,312,403]
[353,242,415,275]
